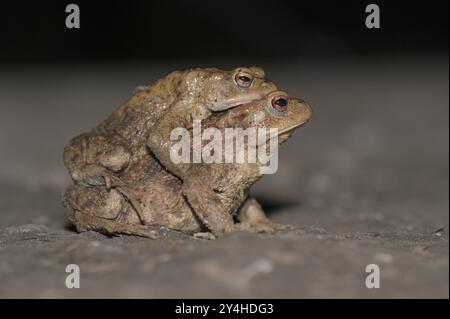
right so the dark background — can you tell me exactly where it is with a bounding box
[0,0,448,62]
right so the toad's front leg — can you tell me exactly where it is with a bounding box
[181,185,235,236]
[181,171,242,236]
[146,103,194,180]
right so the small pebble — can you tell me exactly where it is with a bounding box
[374,252,394,264]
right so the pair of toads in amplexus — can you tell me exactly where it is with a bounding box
[63,67,313,240]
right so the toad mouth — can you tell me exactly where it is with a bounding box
[256,120,309,146]
[226,98,257,108]
[212,98,257,112]
[277,120,309,136]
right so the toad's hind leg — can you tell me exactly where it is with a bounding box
[104,174,146,225]
[236,197,291,233]
[67,162,146,225]
[63,185,158,239]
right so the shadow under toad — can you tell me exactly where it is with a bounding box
[255,196,301,216]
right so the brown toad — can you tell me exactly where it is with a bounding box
[147,67,275,179]
[63,67,277,224]
[63,91,312,238]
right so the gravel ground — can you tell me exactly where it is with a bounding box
[0,57,448,298]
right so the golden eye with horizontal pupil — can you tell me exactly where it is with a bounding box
[271,96,288,113]
[234,73,253,88]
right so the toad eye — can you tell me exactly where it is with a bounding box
[234,73,253,88]
[271,96,288,113]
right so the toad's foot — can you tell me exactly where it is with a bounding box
[193,232,216,240]
[236,197,292,233]
[237,219,292,233]
[72,210,159,239]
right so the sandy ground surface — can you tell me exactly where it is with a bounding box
[0,57,448,298]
